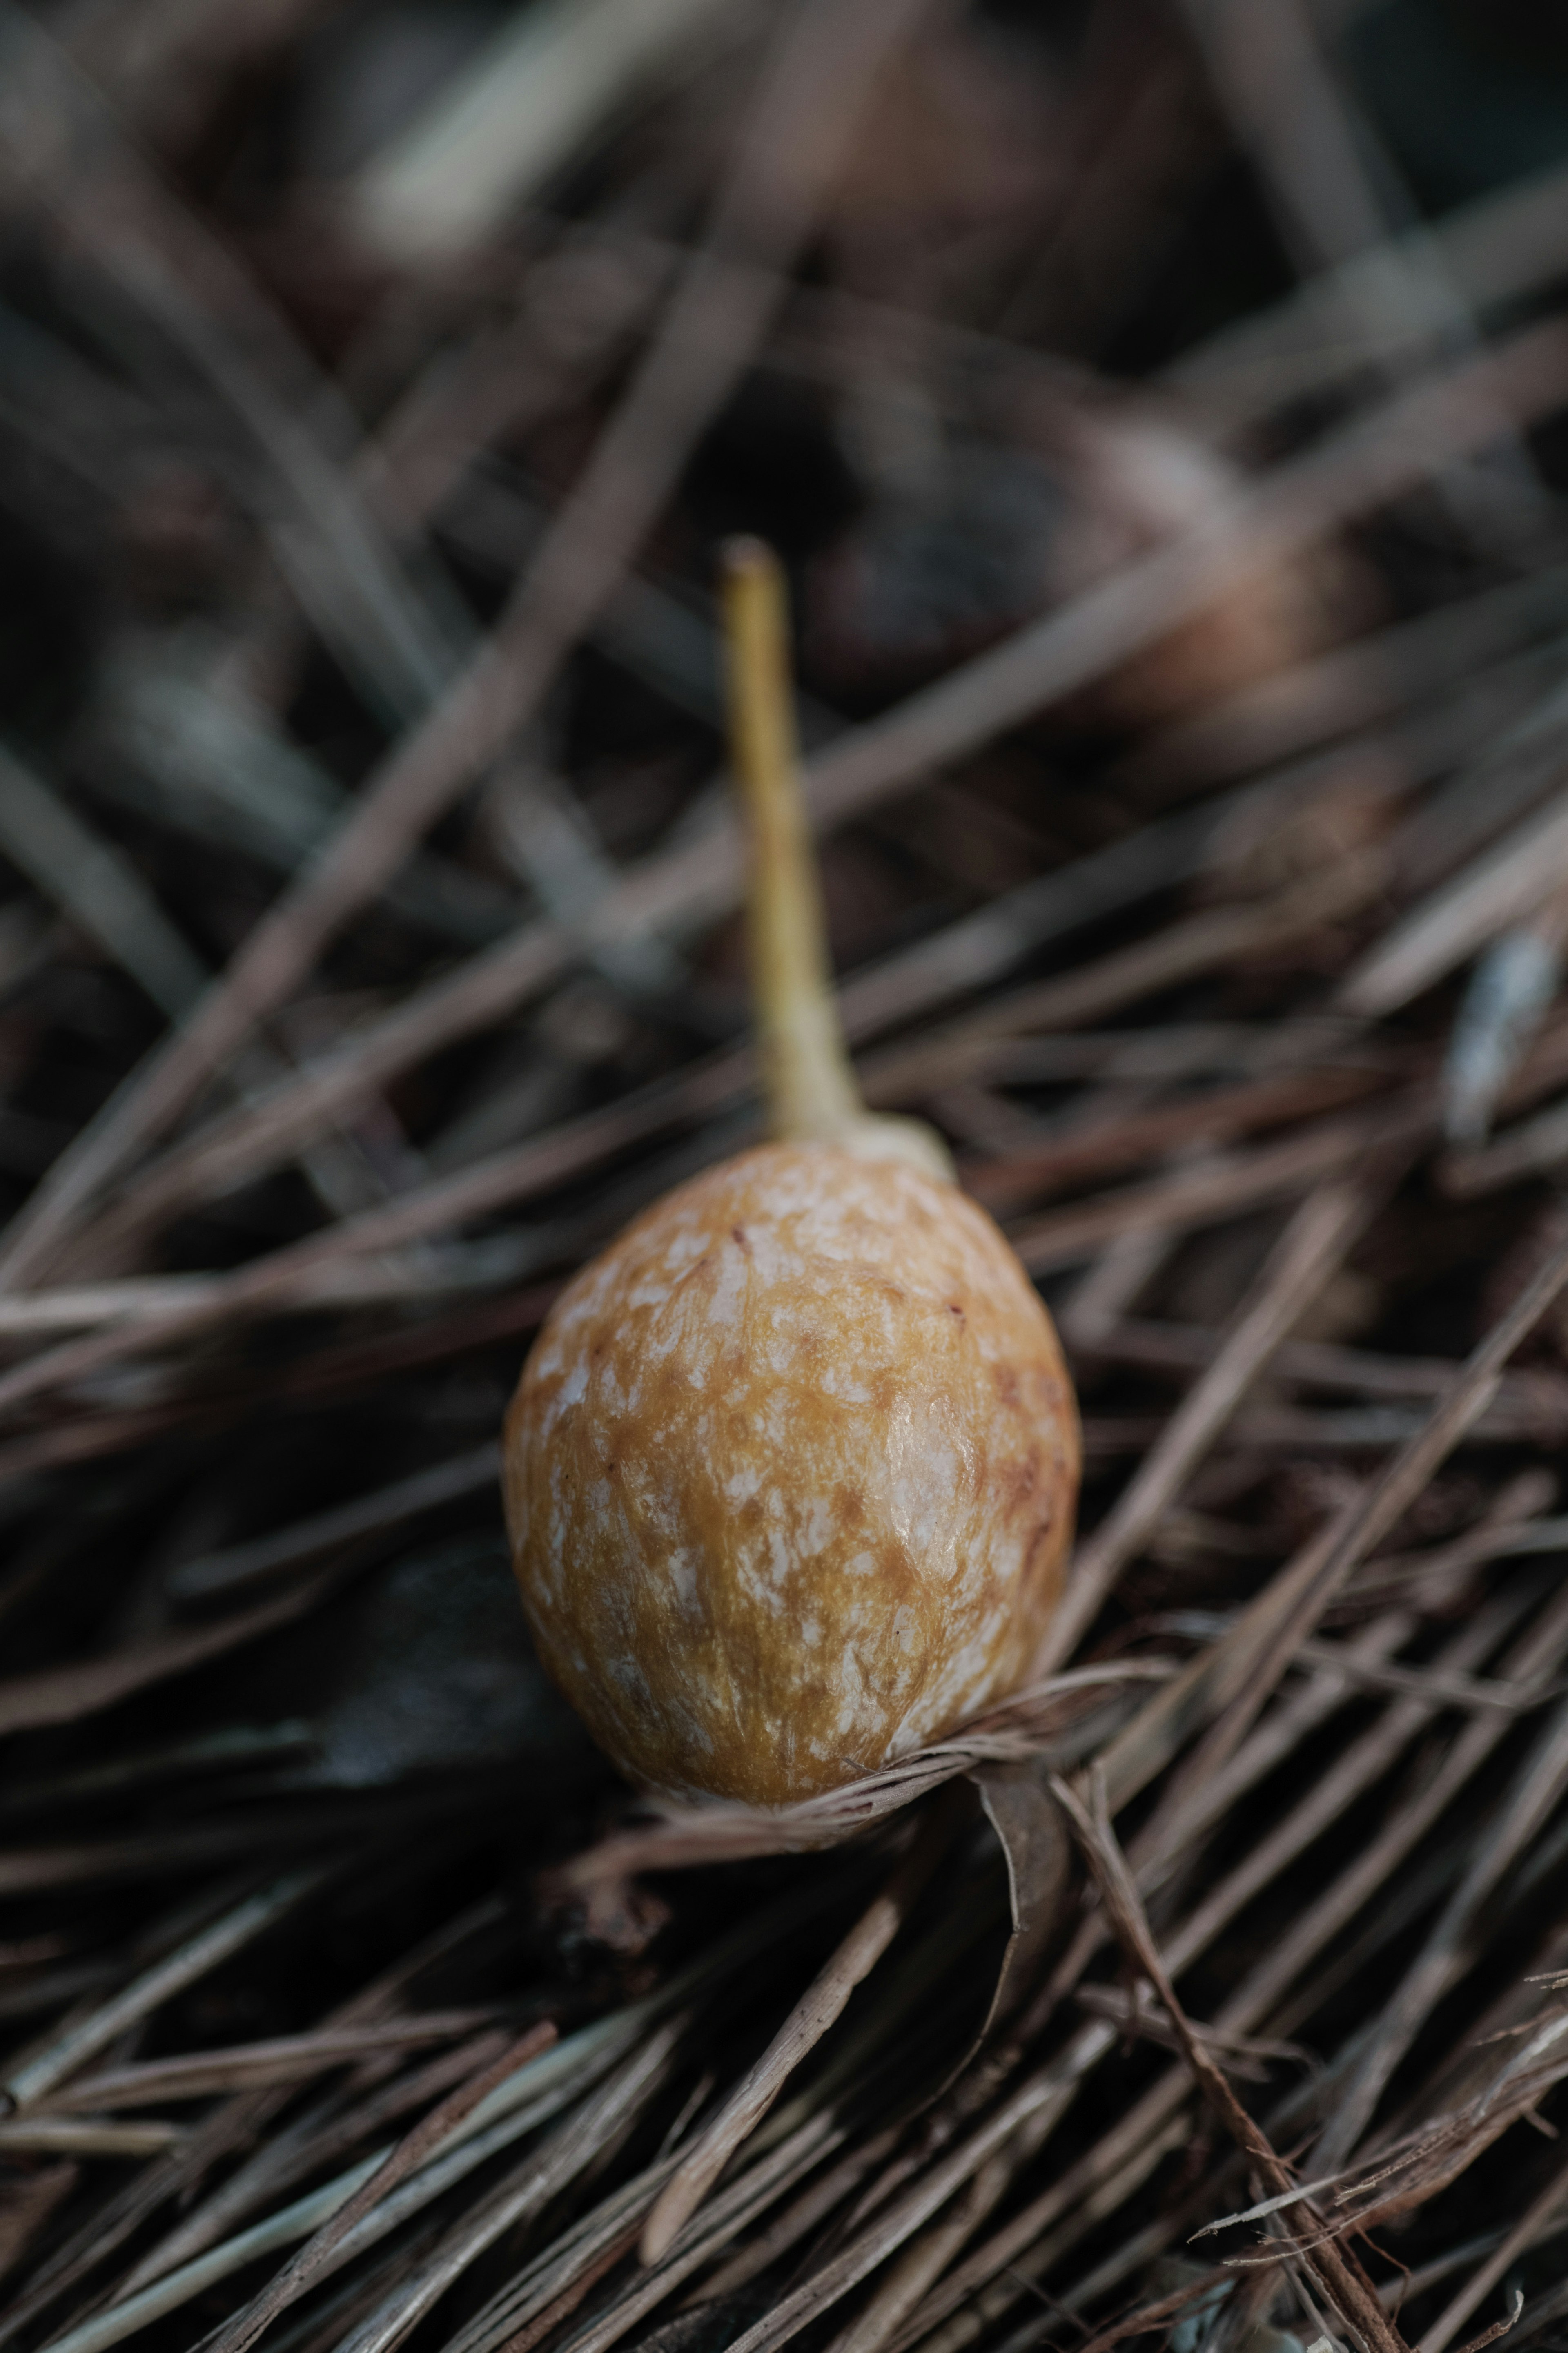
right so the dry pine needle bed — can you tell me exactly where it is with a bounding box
[6,7,1568,2353]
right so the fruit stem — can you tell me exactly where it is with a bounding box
[722,536,867,1149]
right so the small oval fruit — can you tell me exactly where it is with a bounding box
[503,1139,1077,1805]
[502,540,1080,1805]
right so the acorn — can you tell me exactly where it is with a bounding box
[501,541,1080,1807]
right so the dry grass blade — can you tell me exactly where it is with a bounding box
[327,2025,689,2353]
[1098,1209,1568,1818]
[1011,1102,1430,1278]
[640,1795,959,2264]
[349,0,742,261]
[1155,1588,1541,1978]
[1047,2265,1241,2353]
[0,747,206,1021]
[1345,785,1568,1019]
[1419,2154,1568,2353]
[1180,0,1547,553]
[196,2022,557,2353]
[1314,1687,1568,2168]
[1036,1174,1379,1674]
[1257,1637,1548,1717]
[1166,154,1568,418]
[0,2120,187,2157]
[887,1594,1544,2353]
[33,2027,636,2353]
[695,2036,1116,2353]
[1089,1320,1568,1418]
[0,1794,466,1898]
[106,1902,518,2302]
[866,852,1391,1104]
[964,1064,1394,1219]
[36,1886,845,2353]
[166,1444,502,1603]
[4,1870,327,2112]
[528,2112,854,2353]
[42,2016,510,2111]
[1052,1769,1407,2353]
[818,2152,1017,2353]
[0,1571,343,1736]
[1118,567,1568,798]
[834,792,1268,1048]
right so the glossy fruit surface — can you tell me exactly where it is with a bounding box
[503,1141,1080,1805]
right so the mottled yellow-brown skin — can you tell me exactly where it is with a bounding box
[502,1143,1080,1806]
